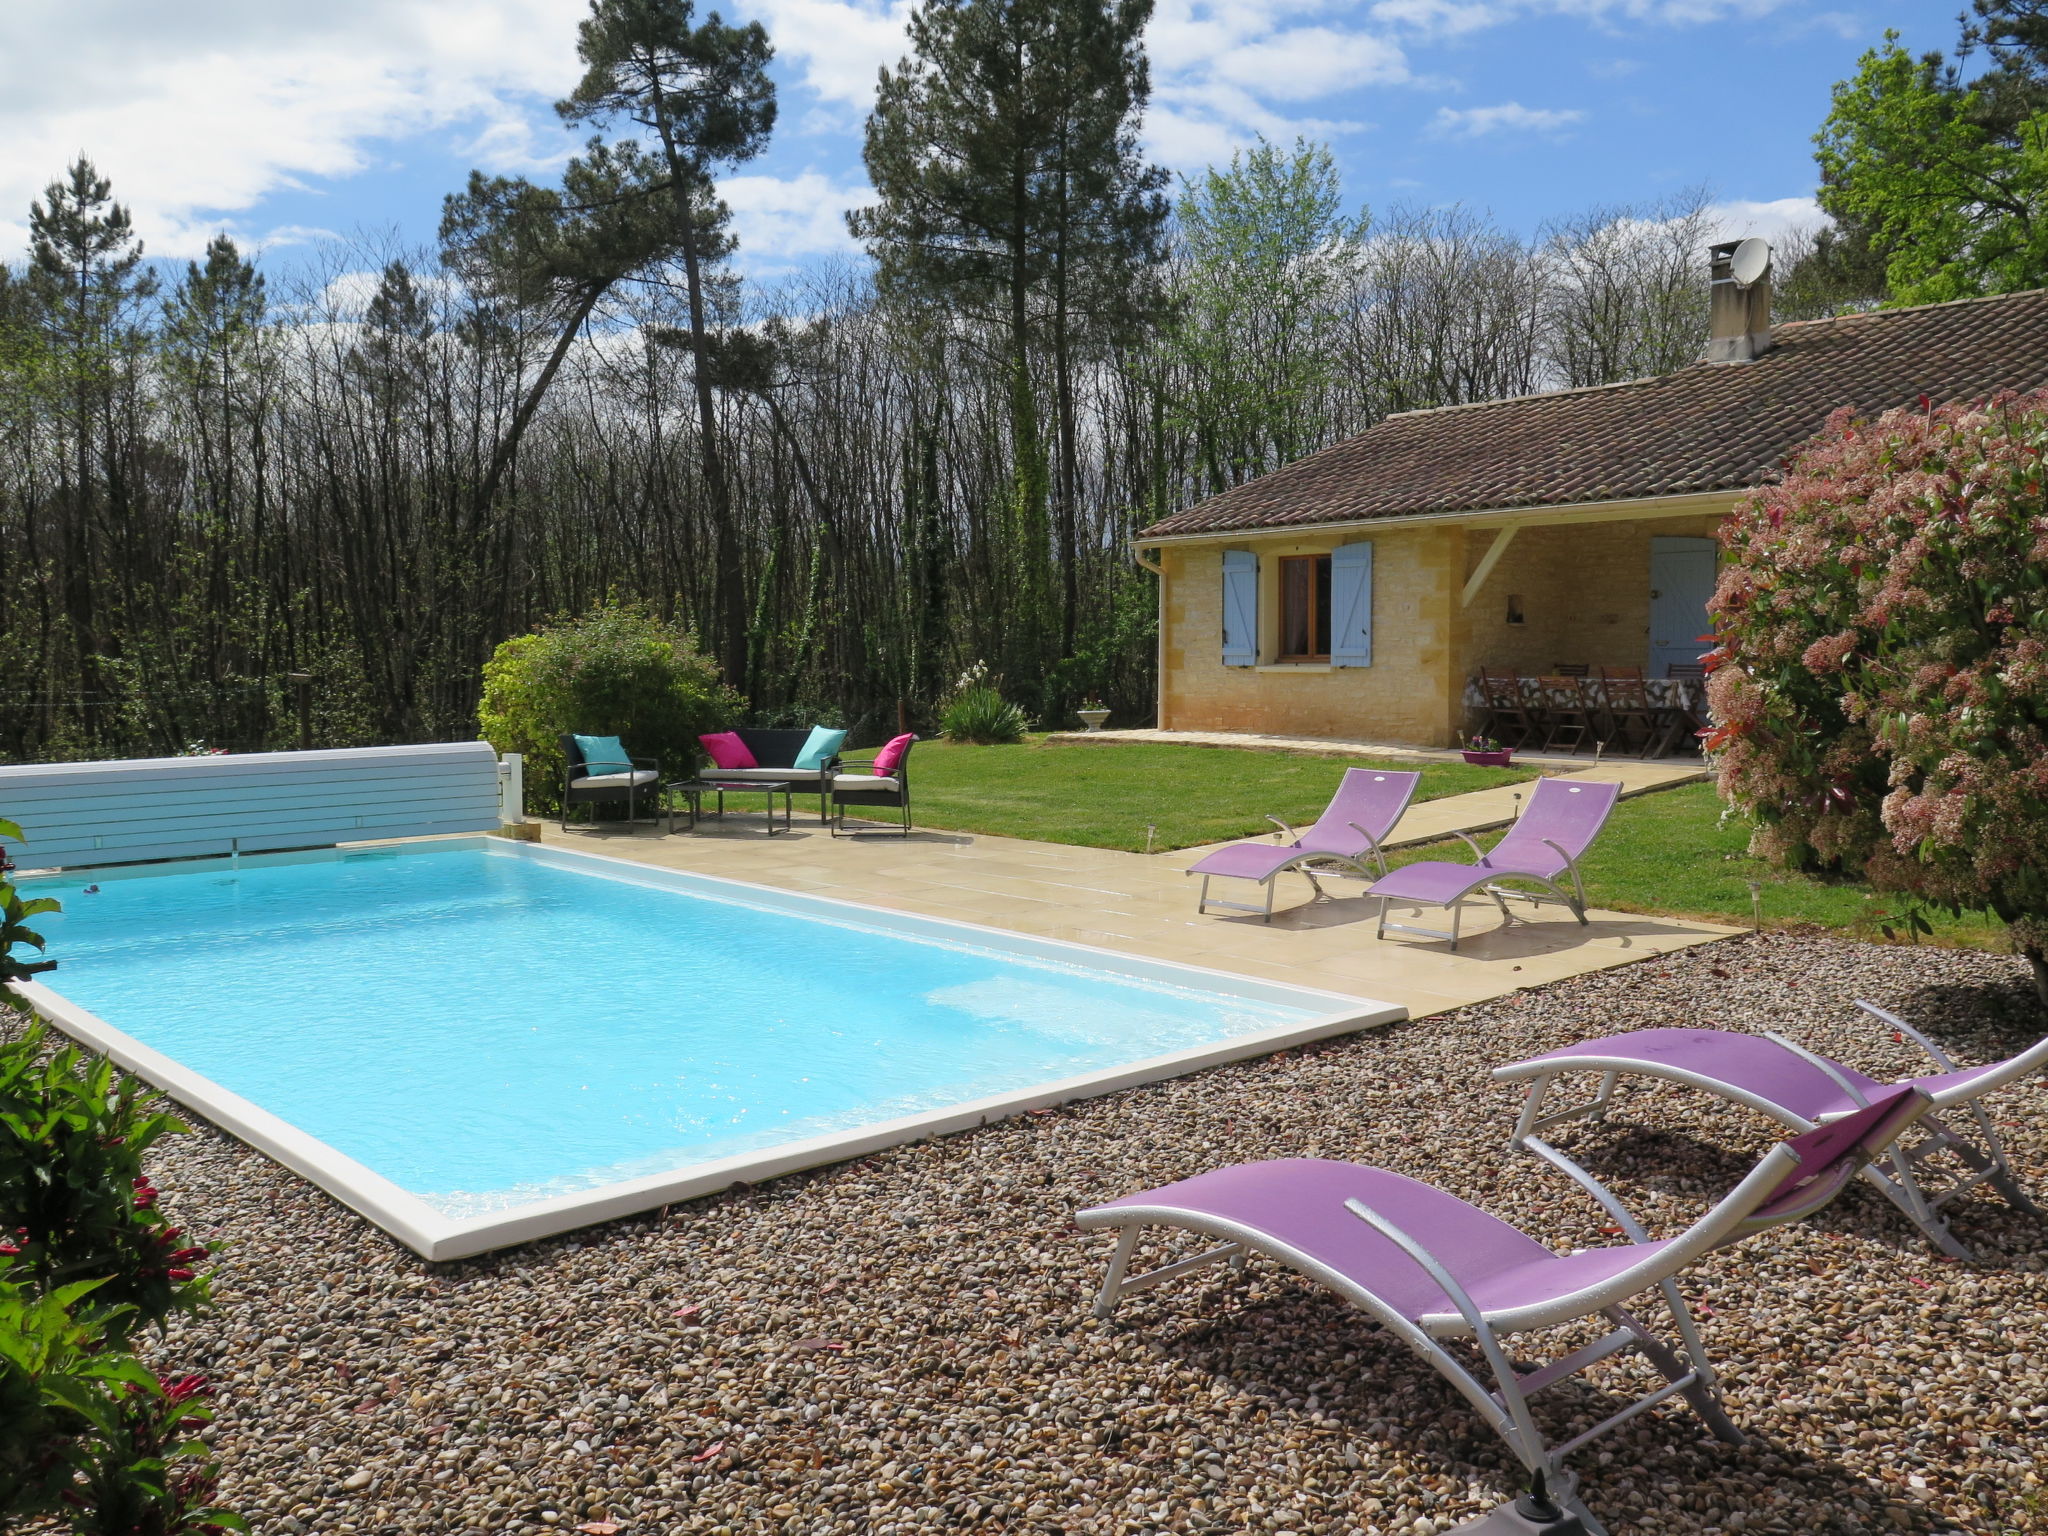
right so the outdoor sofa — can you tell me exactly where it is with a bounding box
[699,728,847,822]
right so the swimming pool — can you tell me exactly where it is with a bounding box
[19,839,1398,1258]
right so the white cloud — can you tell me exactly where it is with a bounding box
[0,0,586,259]
[1369,0,1514,37]
[1210,26,1409,102]
[259,224,346,250]
[748,0,917,114]
[1709,195,1825,246]
[1429,101,1587,138]
[722,171,875,269]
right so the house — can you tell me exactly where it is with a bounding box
[1134,245,2048,749]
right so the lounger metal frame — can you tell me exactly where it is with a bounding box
[1194,816,1397,921]
[1499,1002,2046,1261]
[1082,1118,1914,1536]
[1374,829,1592,949]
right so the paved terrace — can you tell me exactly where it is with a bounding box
[536,764,1732,1020]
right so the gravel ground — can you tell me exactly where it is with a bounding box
[111,933,2048,1536]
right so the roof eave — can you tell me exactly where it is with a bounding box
[1130,487,1749,548]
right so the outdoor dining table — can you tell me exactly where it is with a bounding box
[1464,673,1708,757]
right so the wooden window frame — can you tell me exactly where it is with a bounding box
[1277,553,1333,662]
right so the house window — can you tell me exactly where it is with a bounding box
[1278,554,1332,660]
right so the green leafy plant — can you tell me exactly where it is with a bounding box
[1708,388,2048,1001]
[1,818,58,1009]
[478,602,742,815]
[59,1369,244,1536]
[0,1271,130,1518]
[0,1025,213,1342]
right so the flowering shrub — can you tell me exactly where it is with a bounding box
[0,1025,214,1340]
[0,1268,240,1533]
[61,1368,242,1536]
[1,820,236,1531]
[1708,389,2048,994]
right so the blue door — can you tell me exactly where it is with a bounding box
[1649,536,1717,676]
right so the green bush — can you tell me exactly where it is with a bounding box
[0,1272,127,1518]
[2,818,57,1001]
[0,819,237,1533]
[941,686,1029,744]
[478,603,741,815]
[0,1269,240,1534]
[0,1025,213,1341]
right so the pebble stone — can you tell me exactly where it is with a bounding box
[37,934,2048,1534]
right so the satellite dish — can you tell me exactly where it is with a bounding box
[1729,236,1771,288]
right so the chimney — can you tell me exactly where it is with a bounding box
[1705,237,1773,363]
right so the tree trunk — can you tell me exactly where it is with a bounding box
[650,111,746,694]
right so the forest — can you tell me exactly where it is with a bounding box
[0,0,2035,761]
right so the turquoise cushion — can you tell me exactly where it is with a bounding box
[573,734,631,775]
[793,726,848,771]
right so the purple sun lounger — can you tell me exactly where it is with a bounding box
[1494,1002,2048,1260]
[1365,776,1621,949]
[1185,767,1421,921]
[1079,1087,1931,1531]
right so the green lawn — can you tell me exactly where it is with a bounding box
[1386,780,2008,948]
[840,738,1535,852]
[847,739,2009,950]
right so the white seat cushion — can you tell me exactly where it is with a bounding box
[707,766,829,784]
[834,775,900,792]
[572,769,659,789]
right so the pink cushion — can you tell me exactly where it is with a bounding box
[699,732,756,770]
[871,733,913,776]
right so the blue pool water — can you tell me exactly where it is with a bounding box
[36,847,1319,1217]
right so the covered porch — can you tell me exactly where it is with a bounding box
[1149,494,1731,752]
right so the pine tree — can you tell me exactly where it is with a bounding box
[440,138,681,516]
[851,0,1166,704]
[557,0,777,690]
[27,158,157,726]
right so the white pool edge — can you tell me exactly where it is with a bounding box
[13,836,1406,1261]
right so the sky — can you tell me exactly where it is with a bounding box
[0,0,1960,288]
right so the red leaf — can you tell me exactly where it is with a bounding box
[691,1441,726,1463]
[671,1305,701,1322]
[1908,1276,1934,1290]
[794,1337,846,1352]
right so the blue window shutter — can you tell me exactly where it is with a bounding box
[1221,550,1257,666]
[1330,542,1373,667]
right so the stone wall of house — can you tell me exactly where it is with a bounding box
[1157,524,1466,747]
[1155,508,1731,747]
[1458,513,1728,680]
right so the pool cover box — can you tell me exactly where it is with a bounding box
[16,839,1403,1260]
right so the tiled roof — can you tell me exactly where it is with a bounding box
[1137,287,2048,540]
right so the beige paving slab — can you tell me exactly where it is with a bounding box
[535,808,1736,1026]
